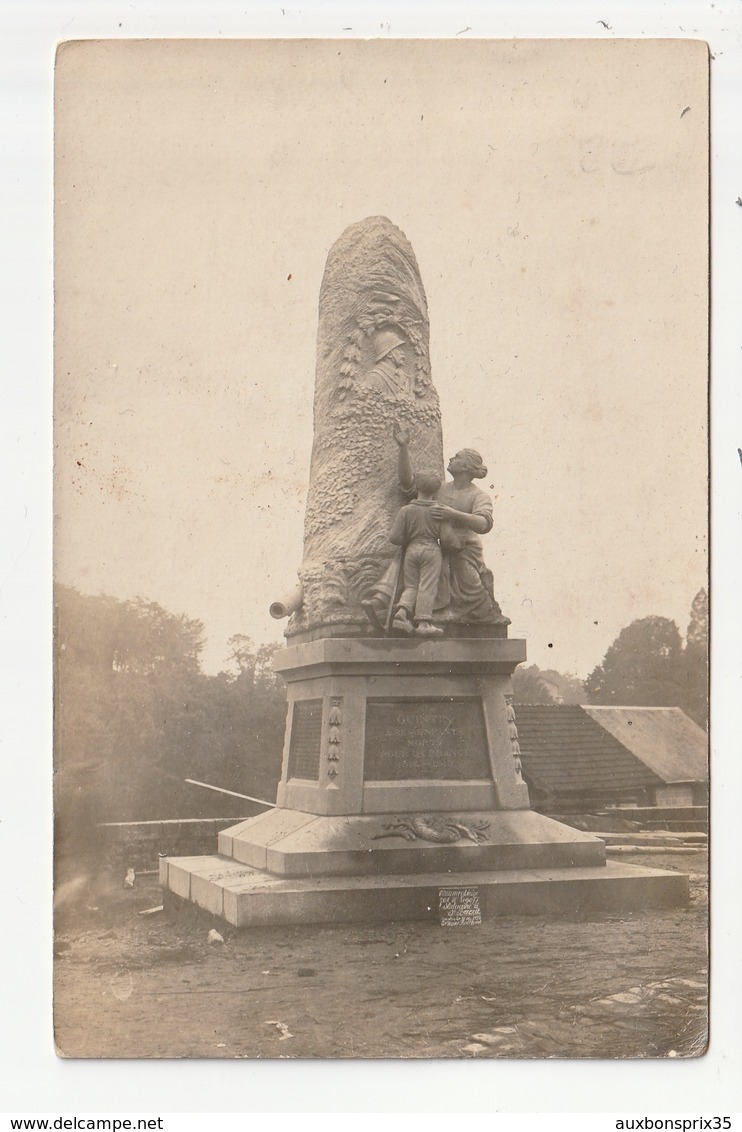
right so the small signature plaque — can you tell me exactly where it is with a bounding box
[438,886,482,926]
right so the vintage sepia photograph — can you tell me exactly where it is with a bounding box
[53,37,709,1060]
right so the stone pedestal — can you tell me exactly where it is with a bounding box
[160,636,690,925]
[274,637,530,816]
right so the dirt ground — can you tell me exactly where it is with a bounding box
[53,851,708,1060]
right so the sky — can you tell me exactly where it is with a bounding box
[54,38,709,678]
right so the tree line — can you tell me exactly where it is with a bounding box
[513,589,707,729]
[54,584,707,841]
[54,586,286,848]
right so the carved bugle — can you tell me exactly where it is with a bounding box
[269,582,304,620]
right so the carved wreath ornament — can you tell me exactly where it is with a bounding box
[337,304,431,403]
[372,816,491,845]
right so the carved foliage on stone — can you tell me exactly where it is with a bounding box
[299,550,391,622]
[302,394,440,567]
[504,695,524,781]
[371,815,491,844]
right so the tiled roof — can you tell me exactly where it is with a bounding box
[582,707,708,784]
[515,705,664,800]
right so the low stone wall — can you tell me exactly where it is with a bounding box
[547,812,642,833]
[96,816,253,871]
[597,806,708,832]
[552,807,708,834]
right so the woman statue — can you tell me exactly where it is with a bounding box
[363,425,509,632]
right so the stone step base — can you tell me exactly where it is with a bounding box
[160,855,689,928]
[218,808,606,878]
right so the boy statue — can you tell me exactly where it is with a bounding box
[388,471,445,636]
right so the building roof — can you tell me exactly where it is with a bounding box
[582,706,708,785]
[515,705,663,801]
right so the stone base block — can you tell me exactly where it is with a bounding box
[217,808,607,877]
[160,855,689,928]
[272,637,531,815]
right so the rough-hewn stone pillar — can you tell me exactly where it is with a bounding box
[291,216,444,637]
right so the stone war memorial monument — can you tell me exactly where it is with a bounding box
[160,216,688,927]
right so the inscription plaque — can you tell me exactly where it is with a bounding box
[438,887,482,926]
[287,699,323,779]
[364,698,491,780]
